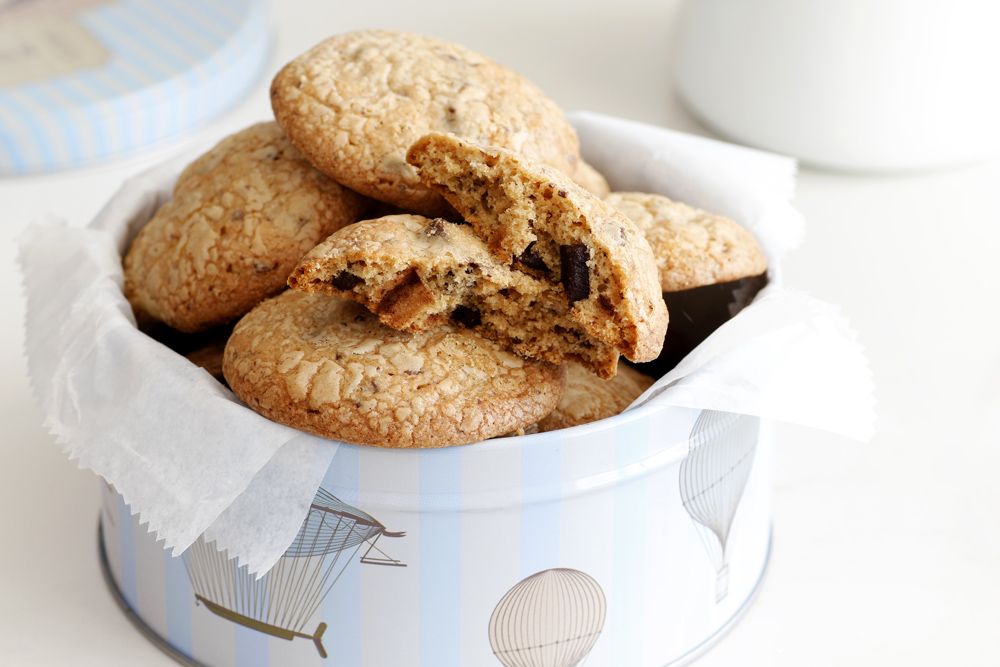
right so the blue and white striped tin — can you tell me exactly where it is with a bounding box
[0,0,270,175]
[100,407,772,667]
[91,112,780,666]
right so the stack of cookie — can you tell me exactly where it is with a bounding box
[123,30,767,448]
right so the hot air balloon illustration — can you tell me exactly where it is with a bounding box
[488,568,607,667]
[182,488,405,658]
[679,410,759,603]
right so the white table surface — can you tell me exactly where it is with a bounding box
[2,1,998,665]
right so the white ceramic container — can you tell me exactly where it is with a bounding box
[674,0,1000,171]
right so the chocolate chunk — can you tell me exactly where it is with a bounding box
[516,241,549,273]
[376,269,435,329]
[560,244,590,305]
[331,271,364,290]
[451,305,481,328]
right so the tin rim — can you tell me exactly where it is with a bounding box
[98,519,773,667]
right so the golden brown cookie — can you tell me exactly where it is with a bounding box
[538,363,653,432]
[605,192,767,292]
[572,160,610,197]
[223,291,565,448]
[406,133,668,368]
[270,31,582,215]
[123,122,369,332]
[290,214,640,378]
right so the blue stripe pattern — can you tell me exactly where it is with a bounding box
[0,0,269,174]
[100,414,771,667]
[117,495,139,609]
[611,417,652,666]
[21,85,88,164]
[0,124,26,172]
[164,549,194,659]
[520,437,562,577]
[419,448,463,667]
[322,445,363,666]
[0,94,57,168]
[234,624,269,667]
[48,78,108,160]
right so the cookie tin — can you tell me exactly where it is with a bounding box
[100,404,772,667]
[94,118,776,666]
[0,0,270,175]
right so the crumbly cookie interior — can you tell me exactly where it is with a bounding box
[407,135,650,359]
[289,216,621,377]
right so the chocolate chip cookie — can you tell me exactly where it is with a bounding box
[605,192,767,292]
[270,30,583,215]
[290,214,643,378]
[573,160,610,197]
[538,363,653,431]
[406,133,669,369]
[223,290,565,447]
[123,122,368,332]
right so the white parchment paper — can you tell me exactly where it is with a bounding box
[19,154,338,575]
[570,112,874,440]
[19,112,874,576]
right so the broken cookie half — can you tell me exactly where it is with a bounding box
[289,214,650,378]
[405,132,668,365]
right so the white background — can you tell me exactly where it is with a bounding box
[2,1,999,665]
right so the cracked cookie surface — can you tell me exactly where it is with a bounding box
[270,30,583,215]
[123,122,369,332]
[606,192,768,292]
[289,214,636,378]
[406,133,668,367]
[573,160,610,197]
[223,290,565,447]
[537,363,653,431]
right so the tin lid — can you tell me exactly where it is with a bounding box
[0,0,270,175]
